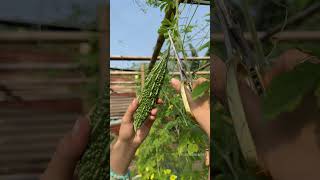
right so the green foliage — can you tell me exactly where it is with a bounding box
[212,102,269,180]
[132,0,209,178]
[189,43,200,72]
[198,41,210,52]
[262,61,320,120]
[212,0,320,179]
[191,81,210,100]
[134,75,208,179]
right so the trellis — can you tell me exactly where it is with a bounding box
[109,1,212,131]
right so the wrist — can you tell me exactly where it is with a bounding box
[114,139,138,153]
[192,109,210,137]
[110,140,137,175]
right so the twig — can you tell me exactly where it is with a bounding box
[265,2,288,60]
[239,0,265,66]
[192,62,210,75]
[261,2,320,41]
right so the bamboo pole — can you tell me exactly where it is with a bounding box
[111,71,210,75]
[111,56,210,61]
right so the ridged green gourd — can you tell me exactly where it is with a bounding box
[133,49,170,131]
[77,84,109,180]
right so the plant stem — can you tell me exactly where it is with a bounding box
[239,0,265,66]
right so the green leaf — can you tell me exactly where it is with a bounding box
[159,2,167,12]
[198,41,210,52]
[191,81,209,100]
[262,61,320,120]
[187,143,199,155]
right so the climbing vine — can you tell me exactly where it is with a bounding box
[131,0,210,179]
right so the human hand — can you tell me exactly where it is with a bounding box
[212,49,320,180]
[170,78,210,136]
[40,117,90,180]
[110,98,162,175]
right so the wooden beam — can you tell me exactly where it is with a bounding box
[0,49,72,63]
[111,71,210,75]
[110,81,136,84]
[110,56,210,61]
[0,99,83,112]
[0,63,79,70]
[0,31,97,43]
[212,31,320,42]
[0,78,93,86]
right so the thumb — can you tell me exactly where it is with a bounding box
[122,98,138,123]
[170,78,181,92]
[41,117,90,180]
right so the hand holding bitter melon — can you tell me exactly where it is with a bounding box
[110,98,163,176]
[133,48,170,131]
[41,116,90,180]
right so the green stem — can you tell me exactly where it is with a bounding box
[239,0,265,66]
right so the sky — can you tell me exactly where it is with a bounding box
[110,0,209,69]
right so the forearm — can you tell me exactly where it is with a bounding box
[194,113,210,136]
[110,140,137,175]
[192,103,210,137]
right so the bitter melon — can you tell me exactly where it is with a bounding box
[77,84,109,180]
[133,48,170,131]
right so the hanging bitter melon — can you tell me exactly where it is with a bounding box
[133,48,170,131]
[77,84,109,180]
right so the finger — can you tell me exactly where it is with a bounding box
[170,78,181,92]
[150,108,158,116]
[134,117,156,144]
[192,77,208,88]
[263,49,319,87]
[41,117,90,180]
[122,98,138,123]
[156,98,164,104]
[149,115,156,120]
